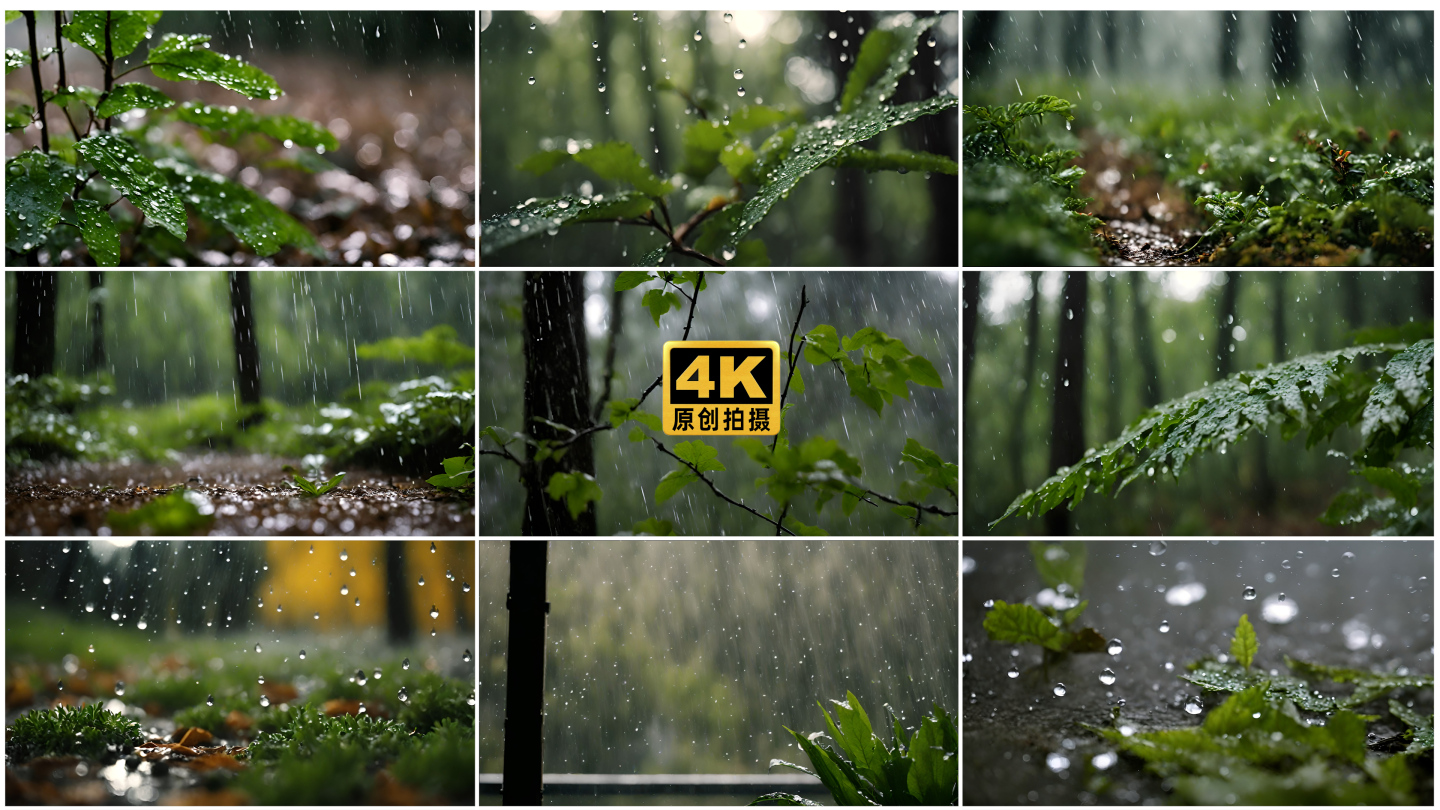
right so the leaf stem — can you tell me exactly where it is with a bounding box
[23,12,49,153]
[649,436,793,535]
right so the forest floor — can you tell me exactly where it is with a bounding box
[5,453,473,536]
[1074,131,1206,266]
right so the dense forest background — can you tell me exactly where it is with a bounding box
[479,271,958,535]
[964,271,1433,535]
[481,10,957,266]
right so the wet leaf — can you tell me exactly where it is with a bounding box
[613,270,656,291]
[830,145,957,176]
[480,192,654,256]
[545,471,601,519]
[63,11,163,60]
[72,198,121,266]
[1230,614,1258,669]
[75,131,186,238]
[172,101,338,150]
[146,34,282,100]
[6,47,30,74]
[982,600,1064,652]
[5,151,74,252]
[94,83,175,118]
[155,158,322,256]
[641,288,683,326]
[630,517,674,536]
[519,140,669,196]
[5,103,34,133]
[1388,700,1433,755]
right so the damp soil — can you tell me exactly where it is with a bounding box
[5,453,474,536]
[1073,131,1207,267]
[963,541,1434,805]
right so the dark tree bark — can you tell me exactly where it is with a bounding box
[1340,272,1363,328]
[1046,272,1088,536]
[1010,272,1041,491]
[962,272,981,410]
[1419,271,1434,319]
[1103,11,1118,71]
[1220,11,1239,83]
[1065,12,1090,76]
[228,271,264,428]
[502,541,548,805]
[522,272,596,536]
[1270,11,1300,86]
[13,271,58,379]
[1103,277,1122,439]
[905,12,957,267]
[1346,11,1367,86]
[827,10,872,265]
[385,541,413,643]
[963,11,1001,80]
[84,271,105,375]
[1214,272,1240,379]
[1129,273,1162,407]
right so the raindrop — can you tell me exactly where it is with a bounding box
[340,548,349,561]
[527,77,536,86]
[927,37,937,48]
[260,695,270,708]
[57,680,64,692]
[430,605,440,619]
[1046,752,1069,772]
[529,22,536,30]
[374,668,382,680]
[1107,639,1123,656]
[463,581,472,593]
[1099,668,1116,685]
[313,612,320,621]
[418,576,426,586]
[88,644,95,653]
[1159,620,1170,634]
[736,87,746,97]
[1053,683,1067,697]
[1342,551,1355,563]
[1007,665,1019,679]
[299,650,306,660]
[1149,541,1167,556]
[983,599,995,608]
[632,13,639,21]
[254,643,263,653]
[1331,568,1340,578]
[463,649,473,663]
[693,30,703,42]
[1282,559,1291,569]
[258,674,265,685]
[738,38,746,49]
[276,604,282,613]
[341,584,349,596]
[354,597,361,607]
[734,68,744,80]
[397,687,409,703]
[402,658,411,670]
[355,669,367,686]
[206,695,215,706]
[1184,697,1203,715]
[430,542,438,554]
[102,575,111,585]
[1243,585,1257,600]
[308,544,314,554]
[349,568,357,577]
[114,681,125,696]
[591,40,598,48]
[598,82,607,93]
[430,626,437,637]
[724,12,733,23]
[468,691,477,706]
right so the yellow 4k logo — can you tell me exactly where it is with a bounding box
[663,341,780,435]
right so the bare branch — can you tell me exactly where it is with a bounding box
[772,285,808,452]
[650,436,793,535]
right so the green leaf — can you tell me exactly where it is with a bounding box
[63,11,163,60]
[480,426,513,447]
[6,47,30,74]
[172,101,337,151]
[1202,684,1269,735]
[72,198,121,266]
[839,27,900,114]
[146,33,282,100]
[673,440,725,473]
[518,141,670,196]
[1230,614,1258,669]
[905,706,957,805]
[747,792,822,807]
[830,145,958,175]
[1029,541,1086,592]
[1060,599,1089,627]
[1381,338,1433,408]
[545,471,601,519]
[803,325,841,364]
[4,12,21,25]
[630,518,675,536]
[783,516,829,535]
[783,726,869,806]
[720,94,957,249]
[613,270,655,291]
[1357,466,1420,509]
[641,288,683,326]
[154,159,322,256]
[900,437,958,495]
[75,131,186,238]
[1389,700,1433,755]
[106,489,214,535]
[983,600,1064,652]
[93,83,174,118]
[904,355,944,388]
[718,139,757,180]
[5,151,74,252]
[481,192,654,256]
[655,469,699,504]
[5,103,34,133]
[355,325,474,368]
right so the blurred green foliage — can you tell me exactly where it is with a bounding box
[6,703,143,762]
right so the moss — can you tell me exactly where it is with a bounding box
[7,703,143,762]
[391,718,475,803]
[395,672,474,734]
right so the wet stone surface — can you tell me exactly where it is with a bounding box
[6,453,473,536]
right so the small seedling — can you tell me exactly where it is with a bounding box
[751,691,957,806]
[291,471,345,497]
[105,489,214,535]
[427,444,474,493]
[7,703,143,761]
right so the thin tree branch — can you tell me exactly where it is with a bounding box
[649,436,793,535]
[672,202,727,245]
[23,12,49,153]
[479,447,524,468]
[771,284,808,452]
[775,503,789,536]
[672,245,724,267]
[101,11,114,131]
[633,270,703,411]
[858,486,957,518]
[53,12,67,89]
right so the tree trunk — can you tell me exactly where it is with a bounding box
[827,10,870,265]
[385,541,413,643]
[13,271,58,379]
[1103,277,1122,438]
[502,540,548,805]
[84,271,105,376]
[1270,11,1300,86]
[1046,272,1088,536]
[908,15,958,267]
[1340,272,1363,328]
[1065,12,1090,76]
[1010,272,1040,491]
[522,272,596,536]
[963,11,1001,81]
[1103,11,1119,71]
[1215,271,1240,379]
[1220,11,1239,83]
[1129,273,1162,407]
[228,271,264,428]
[962,272,981,410]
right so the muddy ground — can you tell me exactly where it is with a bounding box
[1073,131,1208,267]
[963,541,1433,805]
[6,453,474,536]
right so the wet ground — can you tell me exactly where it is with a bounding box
[963,541,1434,805]
[1073,131,1207,266]
[6,453,473,536]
